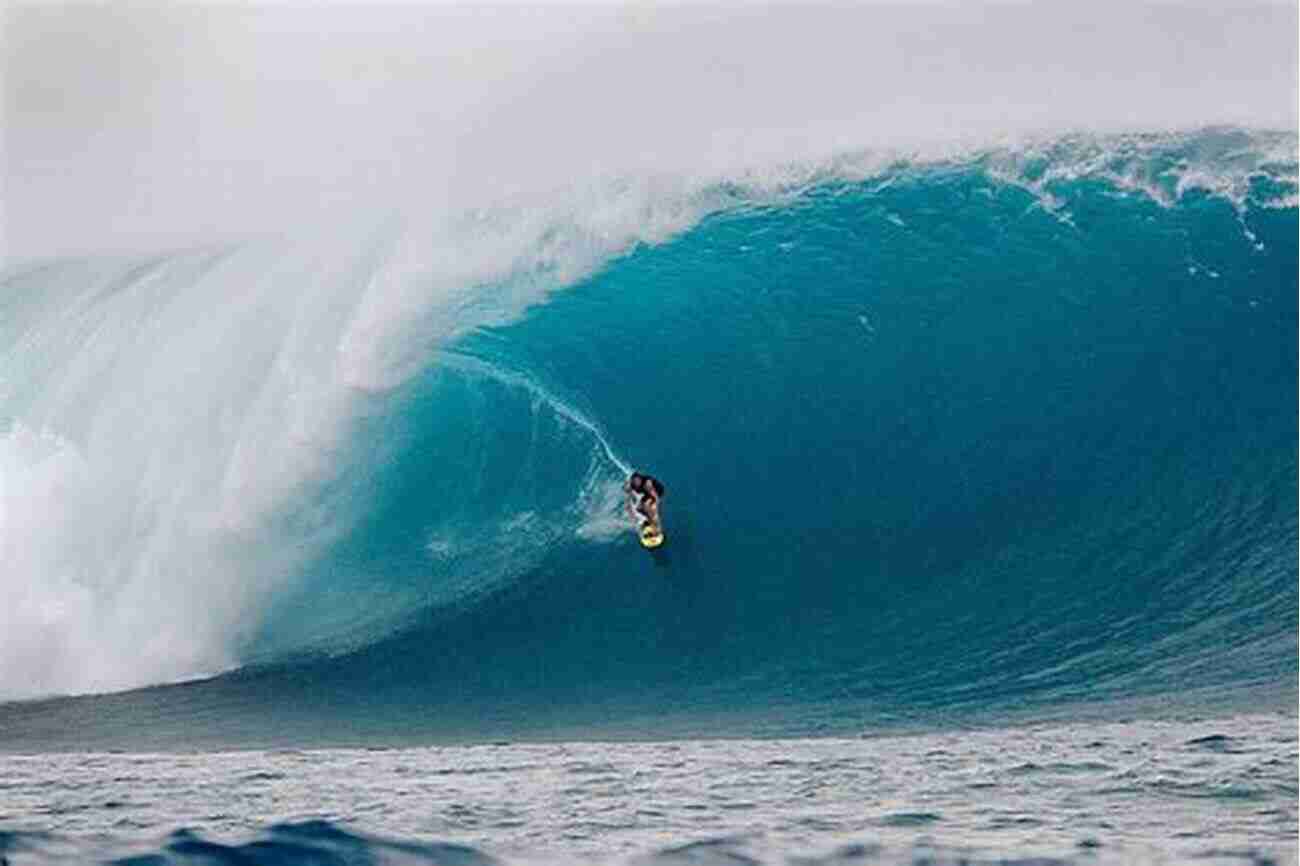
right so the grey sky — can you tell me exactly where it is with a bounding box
[4,3,1297,263]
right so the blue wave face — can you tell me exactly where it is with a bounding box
[1,128,1295,746]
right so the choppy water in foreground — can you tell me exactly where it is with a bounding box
[1,713,1294,865]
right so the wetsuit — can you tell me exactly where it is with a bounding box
[626,474,666,525]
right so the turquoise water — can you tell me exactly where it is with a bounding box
[0,127,1295,863]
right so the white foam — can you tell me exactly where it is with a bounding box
[0,168,705,699]
[972,129,1297,233]
[575,476,637,545]
[0,422,237,697]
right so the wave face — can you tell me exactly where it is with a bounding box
[0,128,1296,741]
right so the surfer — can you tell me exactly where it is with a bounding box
[625,472,665,528]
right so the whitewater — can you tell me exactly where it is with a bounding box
[2,4,1297,865]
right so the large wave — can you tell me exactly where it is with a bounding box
[0,129,1295,731]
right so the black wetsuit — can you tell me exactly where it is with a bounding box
[627,474,665,523]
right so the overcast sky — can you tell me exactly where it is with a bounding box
[4,3,1297,263]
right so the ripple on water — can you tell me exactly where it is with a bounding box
[877,813,943,828]
[0,714,1295,865]
[1185,735,1252,754]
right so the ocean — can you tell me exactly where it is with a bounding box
[1,127,1296,864]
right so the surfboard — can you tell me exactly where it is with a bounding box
[639,522,665,549]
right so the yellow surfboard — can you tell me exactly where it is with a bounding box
[639,522,665,549]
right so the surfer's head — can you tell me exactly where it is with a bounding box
[628,473,645,491]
